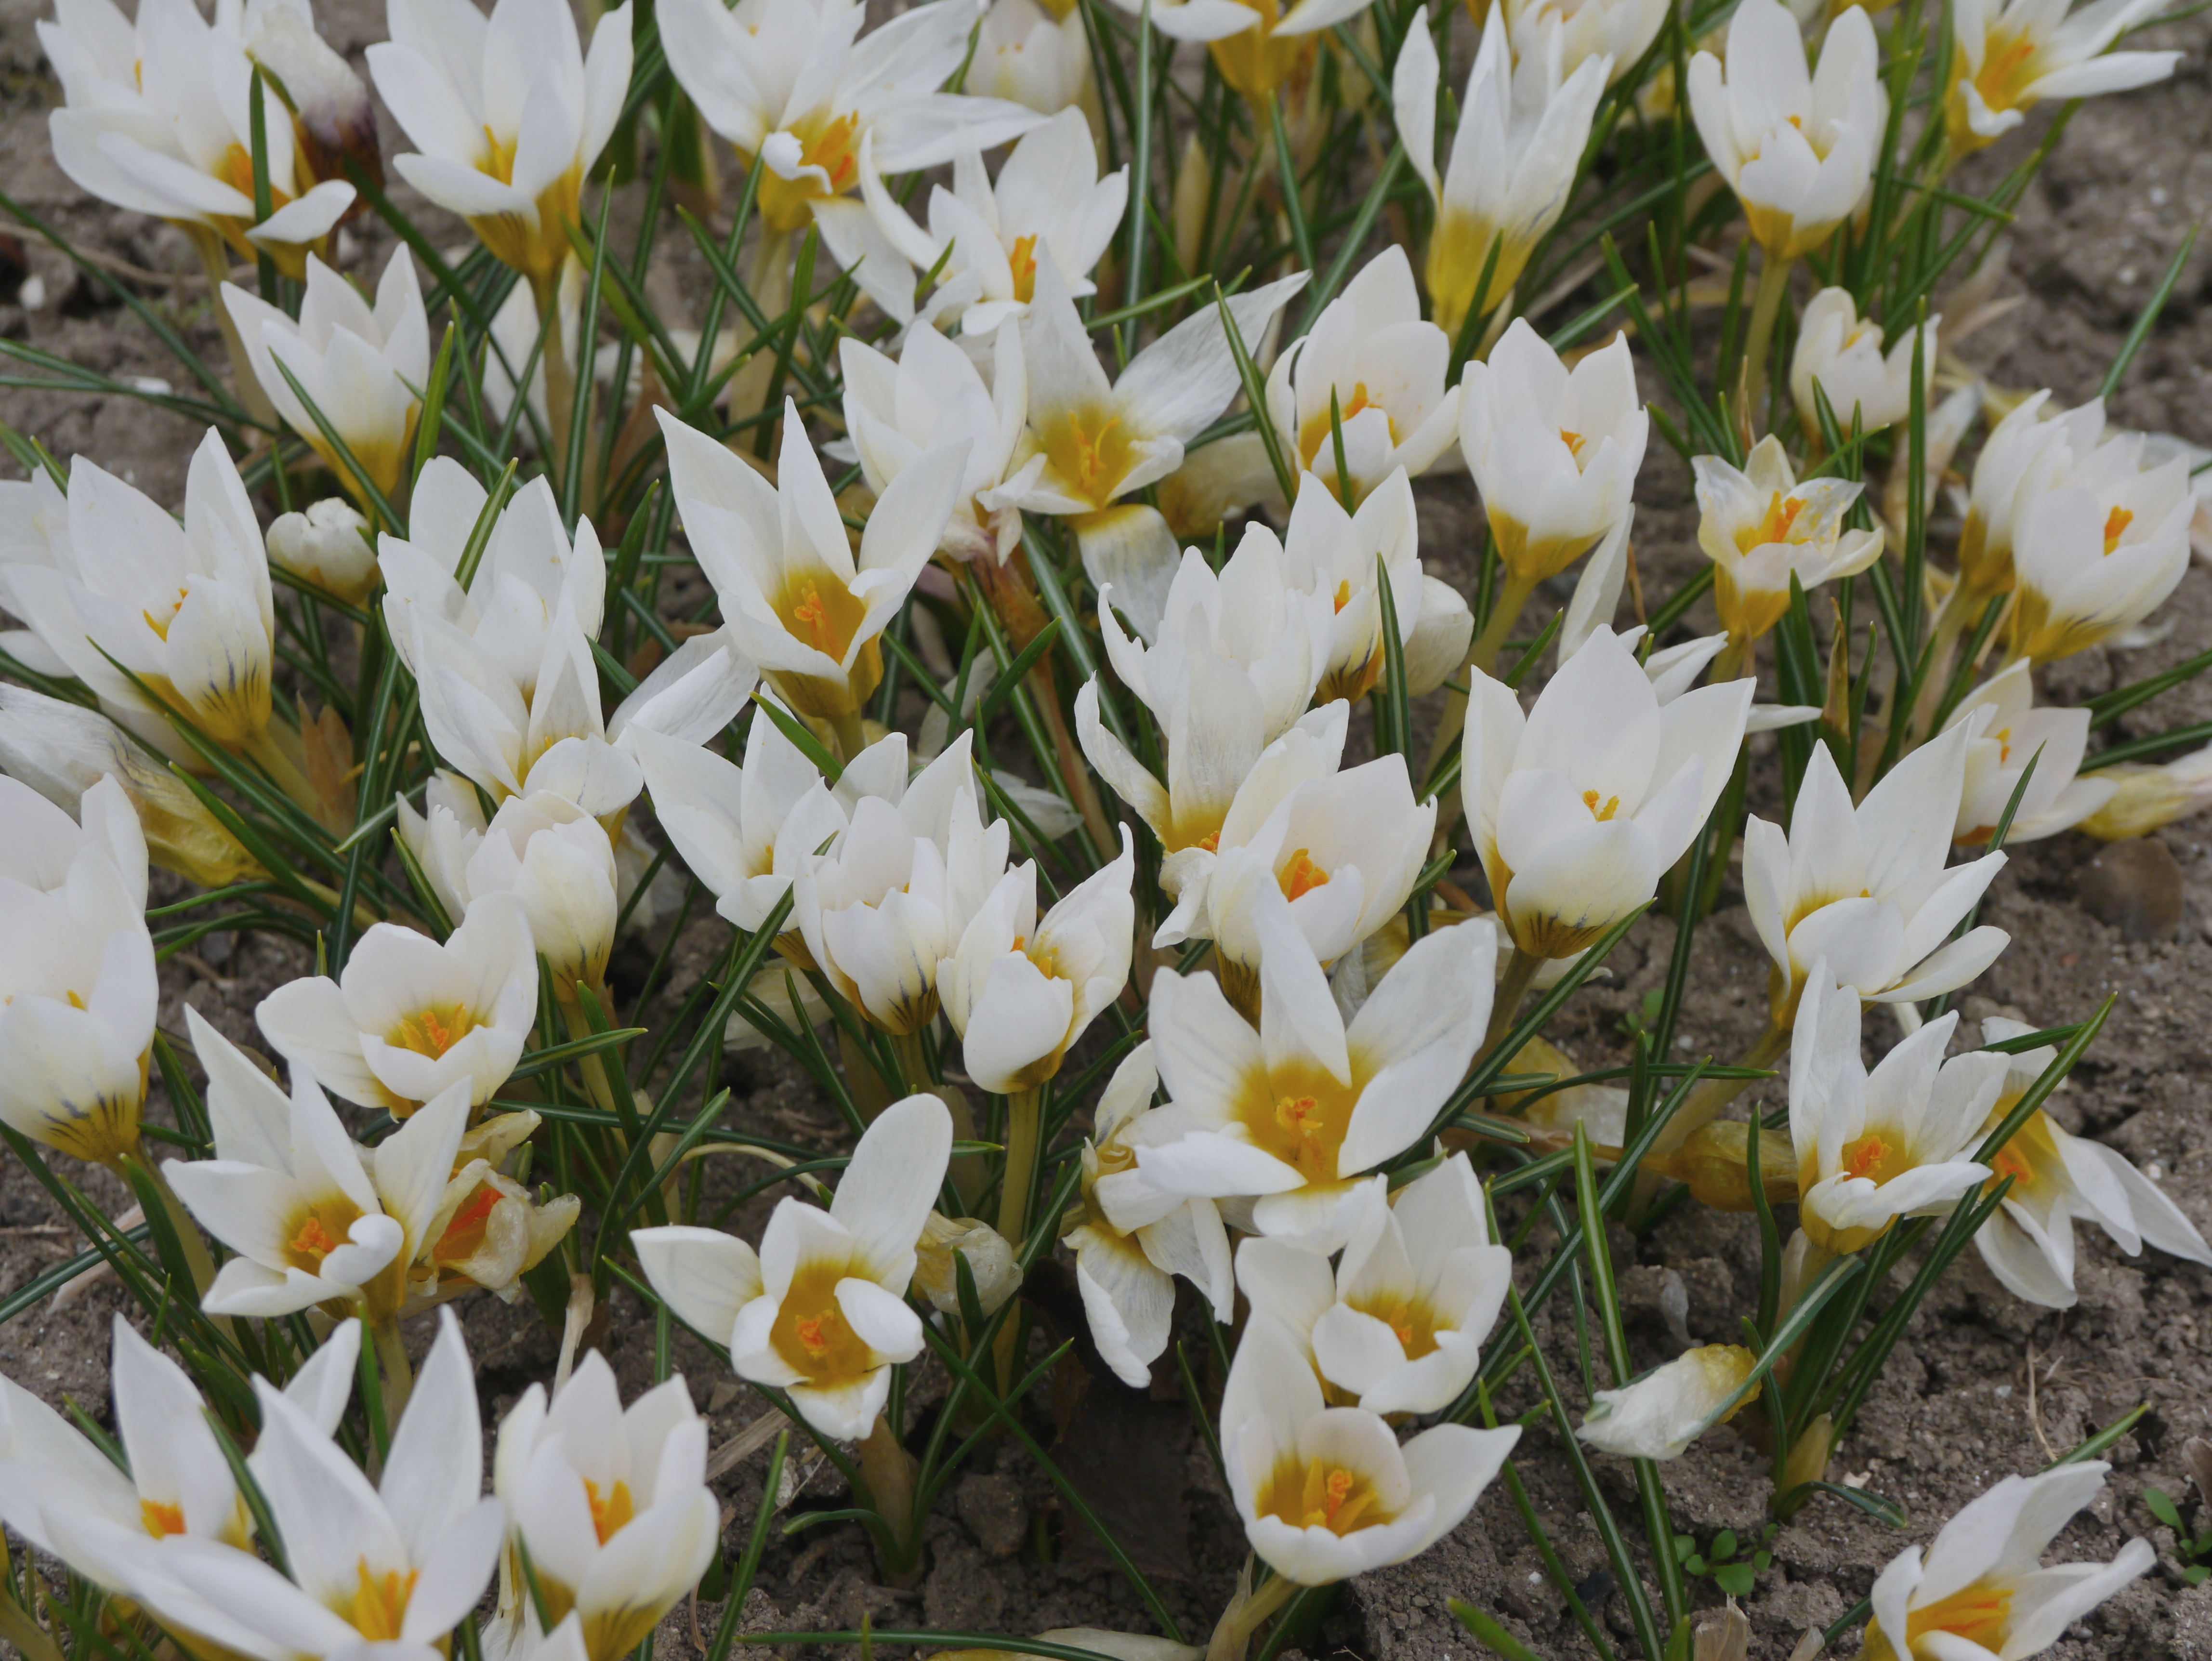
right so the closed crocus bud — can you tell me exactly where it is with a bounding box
[1789,289,1937,442]
[266,497,377,604]
[490,1352,721,1661]
[1862,1464,2153,1661]
[1264,249,1461,504]
[240,0,381,196]
[400,780,619,1001]
[1942,661,2115,846]
[912,1213,1023,1318]
[1688,0,1882,260]
[1577,1344,1757,1460]
[1695,435,1884,652]
[973,0,1097,123]
[223,248,430,506]
[0,775,156,1164]
[1509,0,1669,86]
[1396,4,1610,341]
[368,0,632,290]
[2080,741,2212,840]
[1403,578,1475,695]
[1955,392,2103,599]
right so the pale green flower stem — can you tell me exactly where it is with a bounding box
[856,1410,924,1588]
[370,1312,414,1424]
[1206,1560,1304,1661]
[1738,250,1795,438]
[187,225,276,428]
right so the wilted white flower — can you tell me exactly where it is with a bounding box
[634,1093,952,1440]
[368,0,632,288]
[1788,967,2007,1256]
[1063,1044,1235,1387]
[222,247,429,507]
[1577,1343,1758,1460]
[1395,4,1610,340]
[1863,1463,2153,1660]
[1263,249,1461,503]
[1688,0,1882,260]
[2080,740,2212,841]
[257,892,539,1113]
[0,774,156,1165]
[1789,288,1938,442]
[1218,1314,1518,1586]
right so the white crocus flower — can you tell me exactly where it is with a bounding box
[1062,1043,1235,1388]
[658,0,1042,241]
[165,1008,469,1318]
[368,0,632,290]
[1508,0,1668,86]
[1395,4,1610,342]
[257,893,539,1113]
[2080,739,2212,841]
[1789,288,1938,442]
[637,1093,953,1441]
[1463,626,1751,960]
[834,111,1127,336]
[941,828,1135,1094]
[1301,1154,1513,1417]
[1262,248,1461,502]
[2006,440,2191,666]
[1947,0,2180,153]
[1267,469,1424,704]
[400,776,619,999]
[1955,393,2110,601]
[1576,1343,1759,1460]
[1688,0,1882,260]
[996,258,1306,638]
[0,1317,361,1610]
[794,747,1008,1036]
[489,1352,720,1661]
[973,0,1095,124]
[658,402,962,724]
[1458,319,1646,599]
[1219,1314,1518,1587]
[1863,1463,2153,1660]
[1942,662,2116,847]
[222,248,430,509]
[1139,899,1495,1247]
[1789,967,2006,1256]
[1742,730,2009,1021]
[1075,533,1330,864]
[839,320,1029,566]
[266,496,377,604]
[0,774,156,1165]
[3,429,276,759]
[1969,1018,2212,1310]
[39,0,356,275]
[118,1311,504,1655]
[1205,750,1435,976]
[1694,435,1884,653]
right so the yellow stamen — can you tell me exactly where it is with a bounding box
[1279,848,1330,902]
[390,1002,475,1061]
[1008,234,1039,303]
[1257,1454,1392,1536]
[2103,505,2134,554]
[140,1499,186,1538]
[1331,579,1352,614]
[584,1477,634,1545]
[350,1558,418,1642]
[1581,790,1622,822]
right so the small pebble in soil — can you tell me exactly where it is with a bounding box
[2077,837,2185,942]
